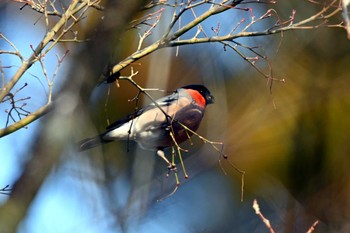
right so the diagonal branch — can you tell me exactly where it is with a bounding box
[110,0,240,76]
[0,0,85,102]
[109,0,341,82]
[0,102,53,138]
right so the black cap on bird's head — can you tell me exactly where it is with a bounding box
[182,84,215,105]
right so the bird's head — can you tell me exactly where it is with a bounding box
[182,84,215,106]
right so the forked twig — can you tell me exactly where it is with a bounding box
[253,199,320,233]
[1,83,31,127]
[0,185,12,195]
[157,146,181,202]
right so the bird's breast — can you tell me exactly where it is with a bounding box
[131,101,205,150]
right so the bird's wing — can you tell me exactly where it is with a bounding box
[105,108,145,131]
[105,91,180,131]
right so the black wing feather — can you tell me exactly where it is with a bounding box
[105,108,144,130]
[105,91,178,131]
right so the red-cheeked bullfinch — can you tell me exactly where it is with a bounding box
[78,84,214,167]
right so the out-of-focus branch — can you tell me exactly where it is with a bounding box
[253,199,276,233]
[253,199,321,233]
[306,220,320,233]
[0,185,11,195]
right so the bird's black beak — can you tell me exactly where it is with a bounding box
[206,94,215,105]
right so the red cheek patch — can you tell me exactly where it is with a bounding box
[186,89,206,108]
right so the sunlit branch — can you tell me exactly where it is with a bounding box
[253,199,276,233]
[137,8,164,50]
[109,0,341,82]
[0,0,102,102]
[0,102,53,138]
[306,220,320,233]
[110,0,243,76]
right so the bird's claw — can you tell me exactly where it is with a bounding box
[167,163,177,171]
[166,164,177,177]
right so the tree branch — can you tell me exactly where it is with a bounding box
[108,0,341,81]
[0,102,53,138]
[0,0,84,102]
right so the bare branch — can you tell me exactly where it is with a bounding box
[0,102,53,138]
[253,198,320,233]
[0,33,24,62]
[0,185,12,195]
[306,220,320,233]
[0,0,102,102]
[253,199,276,233]
[137,8,164,50]
[37,50,69,103]
[13,0,63,17]
[108,0,342,83]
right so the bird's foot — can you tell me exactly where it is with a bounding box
[167,163,177,171]
[166,163,177,177]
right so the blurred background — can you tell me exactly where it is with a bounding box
[1,0,350,232]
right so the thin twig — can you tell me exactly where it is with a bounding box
[0,185,12,195]
[306,220,320,233]
[253,199,276,233]
[0,102,53,137]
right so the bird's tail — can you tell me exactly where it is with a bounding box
[78,135,111,151]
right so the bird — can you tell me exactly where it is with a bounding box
[78,84,215,168]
